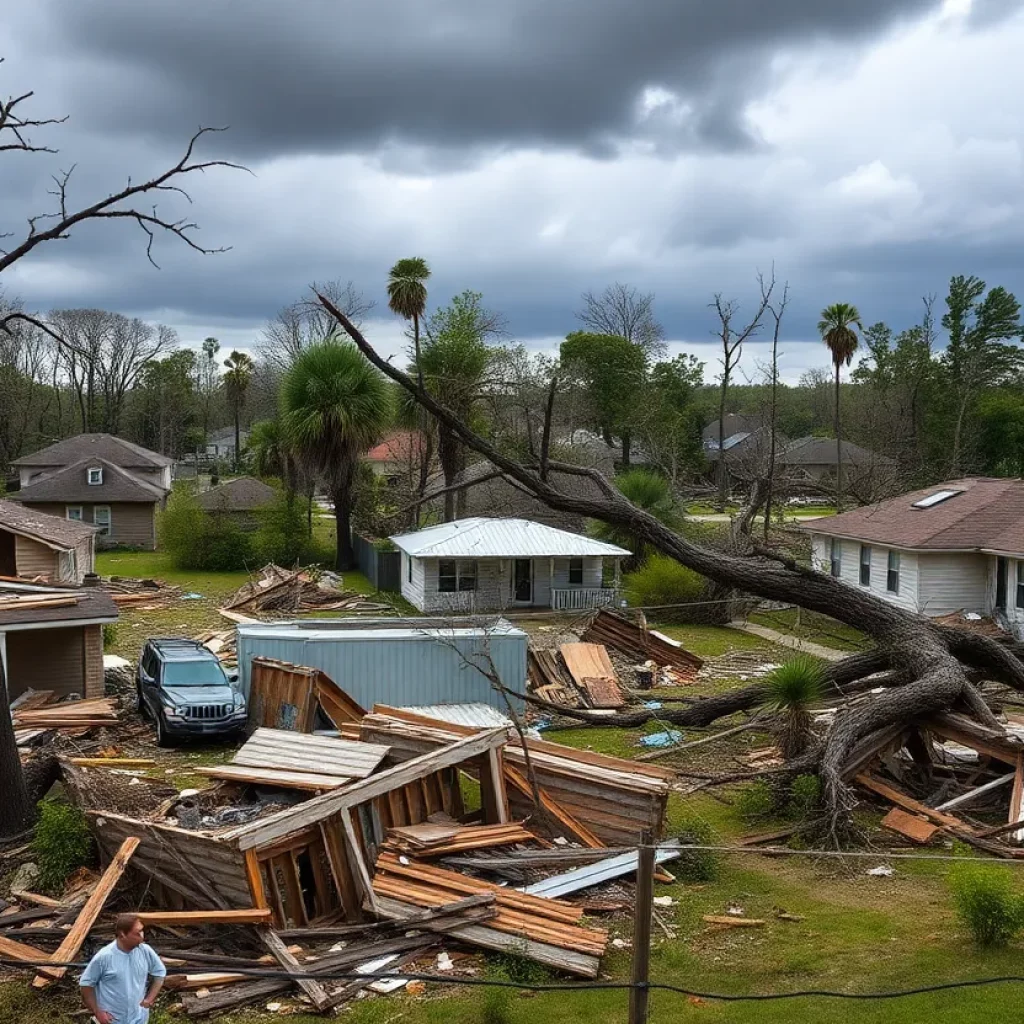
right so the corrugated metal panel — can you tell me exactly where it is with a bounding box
[236,617,527,711]
[390,517,630,558]
[400,703,511,729]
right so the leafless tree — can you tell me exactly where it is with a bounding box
[258,279,374,370]
[0,59,240,837]
[576,282,666,359]
[711,271,774,509]
[761,277,789,539]
[318,291,1024,842]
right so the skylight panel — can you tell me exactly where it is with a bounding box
[912,489,962,509]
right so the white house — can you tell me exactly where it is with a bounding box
[390,517,630,613]
[803,478,1024,630]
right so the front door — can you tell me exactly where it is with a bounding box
[513,559,533,604]
[997,557,1009,611]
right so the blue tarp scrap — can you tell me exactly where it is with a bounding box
[639,729,683,748]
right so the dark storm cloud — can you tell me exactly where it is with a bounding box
[23,0,945,160]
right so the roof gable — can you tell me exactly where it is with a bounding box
[196,477,278,511]
[13,433,172,469]
[0,499,98,549]
[391,517,630,558]
[11,458,167,504]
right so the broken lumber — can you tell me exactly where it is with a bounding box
[703,915,766,928]
[1011,754,1024,844]
[259,927,330,1011]
[137,909,272,927]
[0,932,51,963]
[854,774,968,829]
[559,642,624,708]
[881,808,939,845]
[195,765,347,791]
[32,837,139,987]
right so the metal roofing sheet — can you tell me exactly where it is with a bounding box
[399,703,511,729]
[390,517,630,558]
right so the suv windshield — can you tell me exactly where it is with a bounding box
[162,658,228,687]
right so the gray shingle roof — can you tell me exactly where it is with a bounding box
[0,587,118,628]
[0,499,99,549]
[11,458,167,504]
[12,433,172,469]
[780,436,890,467]
[196,477,277,511]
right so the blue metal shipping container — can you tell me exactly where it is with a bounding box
[235,617,527,712]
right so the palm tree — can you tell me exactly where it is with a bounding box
[760,656,825,759]
[592,468,679,565]
[387,258,432,516]
[280,341,392,570]
[818,303,863,511]
[223,350,254,473]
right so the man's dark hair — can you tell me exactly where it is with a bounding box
[115,913,142,937]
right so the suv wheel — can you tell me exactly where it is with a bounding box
[155,713,174,749]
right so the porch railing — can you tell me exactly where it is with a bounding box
[550,587,619,612]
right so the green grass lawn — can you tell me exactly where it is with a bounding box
[747,608,870,652]
[649,622,775,658]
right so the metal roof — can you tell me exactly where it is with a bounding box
[390,517,630,558]
[400,703,512,728]
[236,616,526,642]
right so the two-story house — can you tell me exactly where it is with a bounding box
[10,434,172,550]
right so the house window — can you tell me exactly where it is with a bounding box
[1018,563,1024,609]
[860,545,871,587]
[93,506,111,537]
[830,539,841,578]
[66,506,83,521]
[887,550,900,594]
[438,560,477,593]
[568,558,584,585]
[87,466,103,485]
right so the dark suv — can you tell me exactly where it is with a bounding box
[137,638,247,746]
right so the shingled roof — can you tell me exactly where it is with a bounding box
[196,477,277,512]
[12,433,172,469]
[11,458,167,504]
[0,499,98,549]
[803,478,1024,552]
[780,436,891,467]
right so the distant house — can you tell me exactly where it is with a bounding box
[0,585,118,700]
[0,500,98,583]
[206,426,249,464]
[779,436,892,483]
[803,478,1024,626]
[391,517,629,613]
[196,477,277,531]
[366,430,426,484]
[11,434,172,550]
[701,413,765,447]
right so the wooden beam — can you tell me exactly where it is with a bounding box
[235,729,508,851]
[341,809,378,914]
[935,772,1016,812]
[1010,754,1024,845]
[244,850,268,911]
[137,909,272,926]
[854,774,967,829]
[504,764,604,848]
[33,837,140,987]
[0,932,50,963]
[258,928,330,1011]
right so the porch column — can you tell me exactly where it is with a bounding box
[613,558,621,595]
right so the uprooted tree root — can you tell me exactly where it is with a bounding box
[317,291,1024,841]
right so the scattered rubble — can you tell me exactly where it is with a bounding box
[222,564,391,616]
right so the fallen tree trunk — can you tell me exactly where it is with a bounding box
[319,293,1024,835]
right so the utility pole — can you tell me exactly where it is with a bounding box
[629,833,655,1024]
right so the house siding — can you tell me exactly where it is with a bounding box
[83,624,104,698]
[5,626,86,699]
[401,555,607,613]
[22,502,157,550]
[13,534,59,580]
[811,535,920,612]
[917,553,989,616]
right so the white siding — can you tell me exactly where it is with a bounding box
[400,551,428,611]
[1004,558,1024,628]
[917,553,989,616]
[551,557,604,589]
[810,534,920,612]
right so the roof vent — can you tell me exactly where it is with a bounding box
[912,489,962,509]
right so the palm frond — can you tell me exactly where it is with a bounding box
[760,655,826,712]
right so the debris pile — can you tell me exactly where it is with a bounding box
[222,564,391,615]
[100,575,182,608]
[581,609,704,679]
[12,690,119,746]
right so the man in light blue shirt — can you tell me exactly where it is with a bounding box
[80,913,166,1024]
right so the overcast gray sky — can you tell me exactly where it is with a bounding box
[3,0,1024,381]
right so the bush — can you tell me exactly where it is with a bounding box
[102,623,118,651]
[735,780,776,824]
[158,487,253,570]
[624,554,704,610]
[788,774,822,817]
[481,966,514,1024]
[33,799,93,894]
[674,813,720,882]
[950,866,1024,946]
[254,492,308,566]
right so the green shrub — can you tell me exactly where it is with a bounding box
[674,813,720,882]
[623,554,705,610]
[760,656,826,759]
[950,866,1024,946]
[254,492,308,566]
[735,780,775,824]
[492,941,549,985]
[33,799,93,894]
[481,967,514,1024]
[158,487,252,570]
[788,774,822,817]
[102,623,118,651]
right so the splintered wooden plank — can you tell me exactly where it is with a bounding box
[259,928,330,1011]
[1010,754,1024,844]
[559,643,624,707]
[33,837,140,987]
[855,774,968,829]
[0,933,50,963]
[197,765,346,791]
[881,808,939,844]
[503,764,605,849]
[138,909,272,926]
